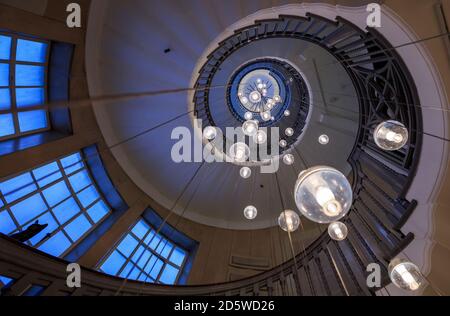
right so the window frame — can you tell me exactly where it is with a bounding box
[0,151,113,258]
[98,218,189,285]
[0,31,51,141]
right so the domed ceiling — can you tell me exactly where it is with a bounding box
[85,0,359,230]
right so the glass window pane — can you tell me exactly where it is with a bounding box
[149,259,163,280]
[52,197,80,225]
[42,181,70,207]
[0,113,15,137]
[27,211,59,246]
[64,214,91,241]
[0,172,36,203]
[101,251,126,275]
[38,231,71,257]
[169,247,186,266]
[0,35,12,60]
[32,162,62,188]
[77,185,99,208]
[61,153,83,174]
[149,234,162,250]
[0,63,9,86]
[15,65,45,86]
[0,210,17,235]
[159,265,179,284]
[16,39,47,63]
[119,262,134,278]
[10,193,47,226]
[68,169,92,192]
[87,200,109,224]
[117,234,139,257]
[18,110,48,133]
[16,88,45,108]
[137,250,152,269]
[158,242,173,259]
[0,275,13,287]
[132,220,150,239]
[131,245,145,263]
[0,88,11,110]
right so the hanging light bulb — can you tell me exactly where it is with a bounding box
[242,120,259,136]
[240,96,249,105]
[203,126,217,140]
[244,205,258,220]
[278,210,300,232]
[279,140,287,148]
[256,78,262,84]
[374,120,408,151]
[328,222,348,241]
[285,128,294,137]
[249,91,262,103]
[240,167,251,179]
[318,134,329,145]
[266,99,274,110]
[261,111,272,121]
[244,112,253,121]
[294,166,353,224]
[284,110,291,117]
[283,154,295,165]
[229,142,250,162]
[253,130,267,144]
[273,95,282,103]
[389,258,424,291]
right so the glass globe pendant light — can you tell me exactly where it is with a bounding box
[278,210,300,232]
[328,222,348,241]
[253,130,267,144]
[261,111,271,122]
[279,140,287,148]
[284,110,291,117]
[294,166,353,224]
[242,120,259,136]
[240,167,251,179]
[244,112,253,121]
[203,126,217,140]
[318,134,329,145]
[283,154,294,165]
[388,258,424,291]
[374,120,408,151]
[244,205,258,220]
[229,142,250,162]
[285,128,294,137]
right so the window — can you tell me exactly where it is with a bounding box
[0,152,111,257]
[0,33,49,140]
[99,219,189,285]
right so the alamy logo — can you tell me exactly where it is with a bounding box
[66,3,81,28]
[66,263,81,288]
[366,3,382,28]
[366,263,382,288]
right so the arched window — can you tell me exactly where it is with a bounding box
[0,33,49,139]
[99,214,197,285]
[0,152,112,257]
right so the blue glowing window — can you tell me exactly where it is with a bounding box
[16,39,47,63]
[0,152,111,258]
[0,88,10,110]
[99,218,189,285]
[0,33,49,140]
[0,63,9,86]
[0,113,15,138]
[0,35,12,60]
[15,65,45,86]
[17,110,48,133]
[16,88,45,108]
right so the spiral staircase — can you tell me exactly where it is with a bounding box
[0,7,425,296]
